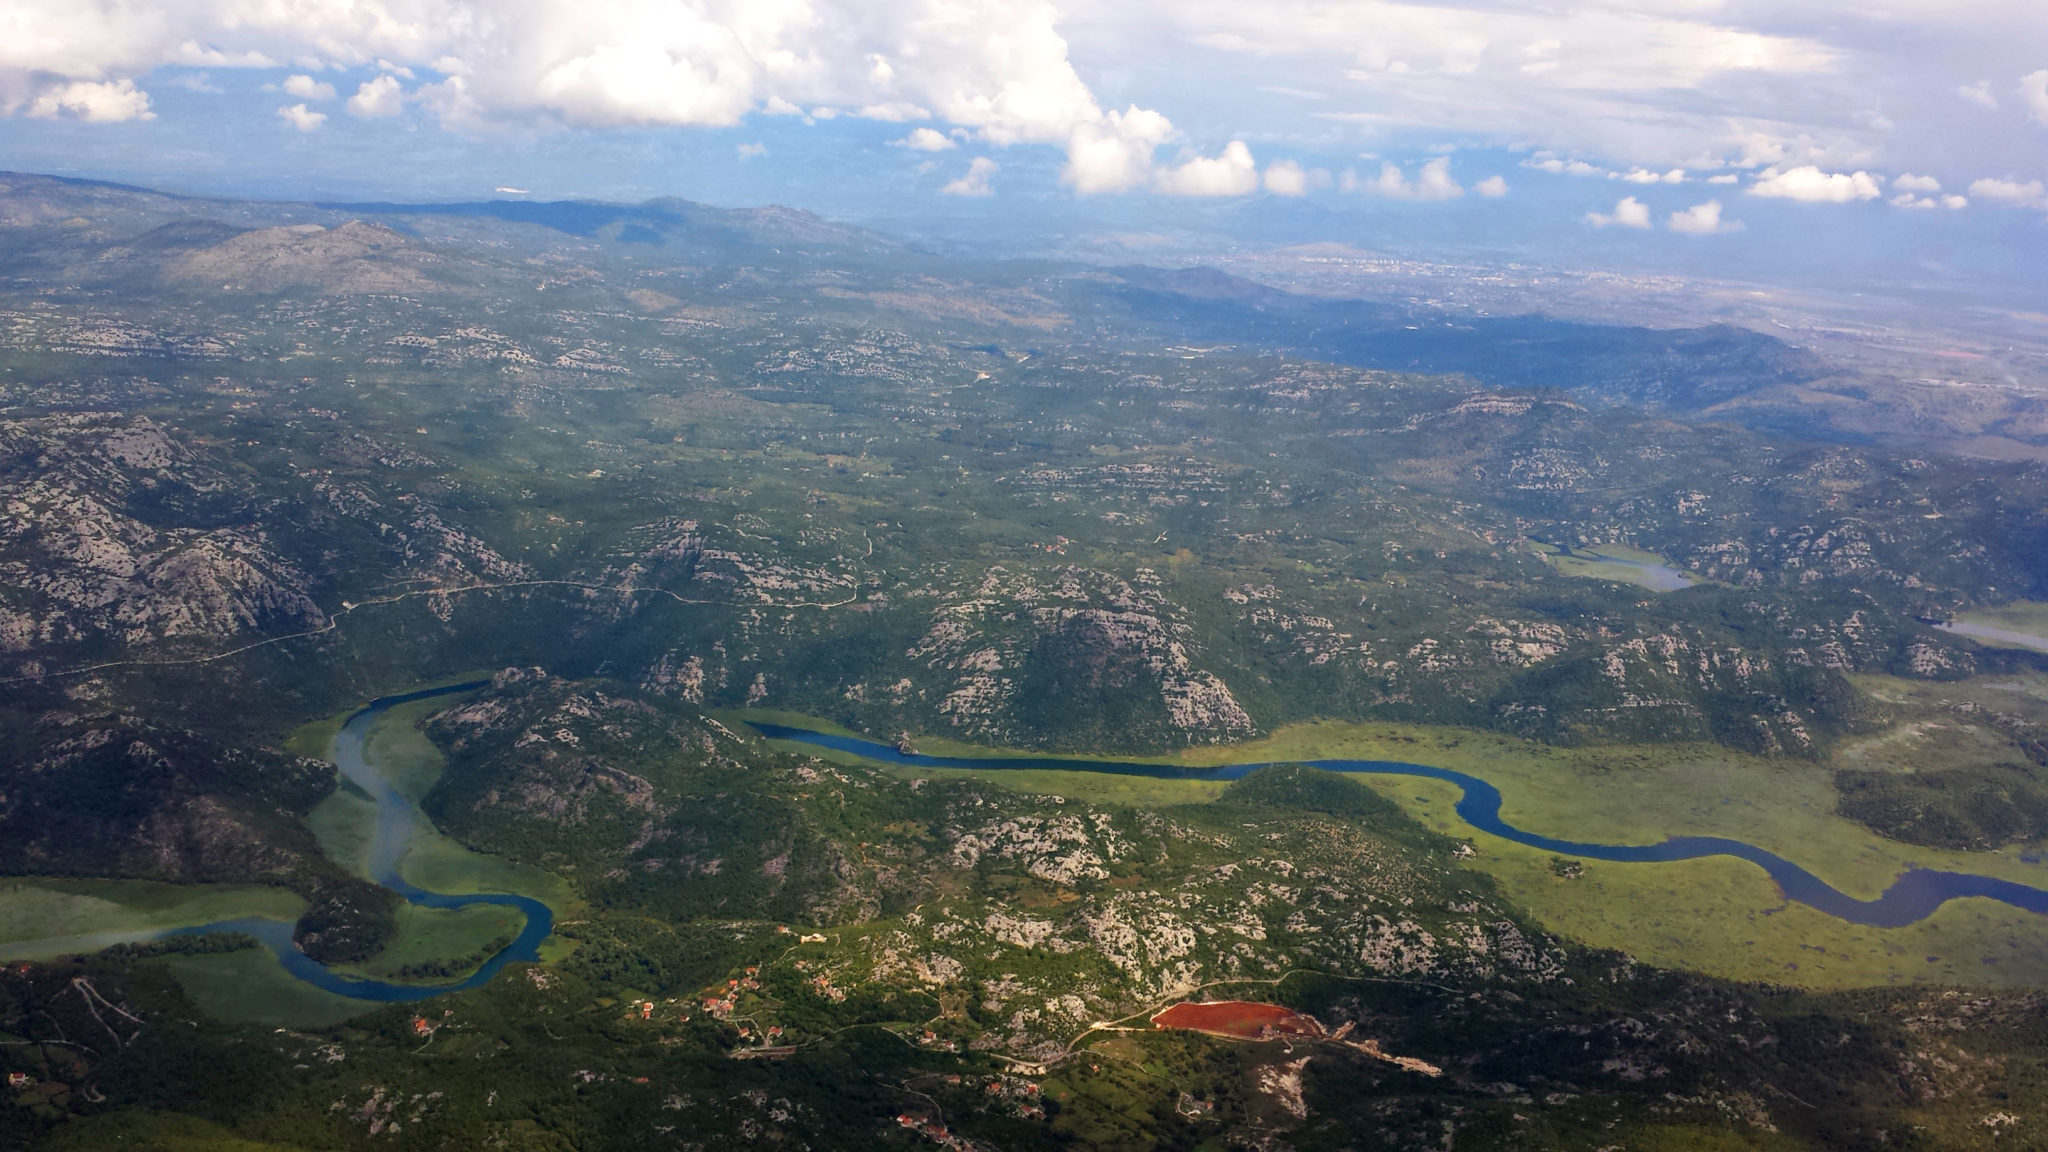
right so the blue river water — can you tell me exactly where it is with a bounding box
[172,682,555,1002]
[749,723,2048,929]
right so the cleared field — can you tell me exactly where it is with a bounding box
[0,879,304,961]
[1151,1000,1323,1040]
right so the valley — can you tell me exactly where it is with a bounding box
[3,173,2048,1150]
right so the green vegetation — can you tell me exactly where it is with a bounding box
[768,710,2048,987]
[1532,541,1703,590]
[1947,599,2048,652]
[296,697,575,911]
[3,175,2048,1150]
[42,1112,317,1152]
[332,903,523,983]
[1836,761,2048,850]
[158,948,368,1028]
[0,880,304,962]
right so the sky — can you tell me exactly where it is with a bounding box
[2,0,2046,293]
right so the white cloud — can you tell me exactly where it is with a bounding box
[348,75,405,118]
[277,102,326,131]
[1892,172,1941,194]
[1154,140,1259,196]
[23,79,152,122]
[1968,177,2048,209]
[1586,196,1651,229]
[1526,156,1607,177]
[0,0,1184,196]
[941,156,998,196]
[1747,166,1882,202]
[282,74,336,101]
[1668,199,1740,233]
[1064,105,1173,193]
[736,141,766,158]
[0,0,2035,208]
[1363,156,1462,200]
[2024,71,2048,127]
[1620,167,1684,184]
[1890,191,1969,210]
[1262,158,1329,196]
[1706,173,1739,184]
[859,101,929,122]
[1092,0,1856,172]
[895,126,955,151]
[1474,174,1508,197]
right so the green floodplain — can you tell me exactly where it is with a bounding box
[750,670,2048,990]
[0,683,576,1027]
[1945,598,2048,654]
[1525,540,1705,592]
[10,663,2048,1029]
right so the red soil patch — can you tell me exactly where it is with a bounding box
[1151,1000,1325,1041]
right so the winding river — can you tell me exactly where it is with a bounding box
[173,682,554,1002]
[109,691,2048,1001]
[749,723,2048,929]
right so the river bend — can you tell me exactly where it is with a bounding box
[750,723,2048,929]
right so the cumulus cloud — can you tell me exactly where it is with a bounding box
[1361,156,1462,200]
[348,75,406,118]
[941,156,998,196]
[1064,106,1173,193]
[1261,158,1329,196]
[0,0,1188,196]
[277,103,326,131]
[1958,80,1998,110]
[1892,173,1942,194]
[1474,174,1508,197]
[282,74,335,101]
[1526,155,1607,177]
[1154,140,1259,196]
[1891,192,1967,209]
[1747,166,1882,202]
[1586,196,1651,229]
[1707,173,1739,184]
[2025,71,2048,127]
[858,102,929,122]
[0,0,2030,205]
[1101,0,1853,173]
[736,141,766,158]
[1620,167,1685,184]
[1969,177,2048,209]
[1668,199,1741,234]
[895,127,955,151]
[22,79,153,122]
